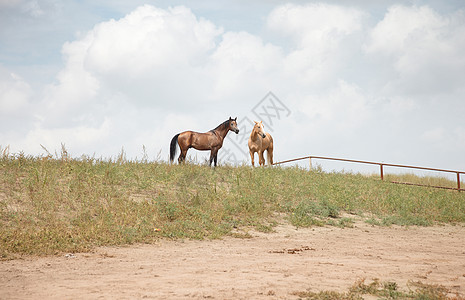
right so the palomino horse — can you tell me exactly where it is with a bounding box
[170,117,239,167]
[248,121,273,166]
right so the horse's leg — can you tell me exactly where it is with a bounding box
[267,147,273,166]
[267,137,274,166]
[209,151,214,166]
[209,148,219,167]
[178,147,188,164]
[177,134,189,164]
[249,150,255,167]
[258,150,265,166]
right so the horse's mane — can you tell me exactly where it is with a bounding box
[212,119,230,131]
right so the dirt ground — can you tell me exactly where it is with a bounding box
[1,220,465,299]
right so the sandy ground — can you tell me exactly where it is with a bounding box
[1,220,465,299]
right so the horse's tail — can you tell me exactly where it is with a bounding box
[169,133,180,163]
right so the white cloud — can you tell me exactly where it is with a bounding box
[22,118,112,153]
[381,96,416,116]
[44,2,369,117]
[40,35,100,128]
[209,31,283,97]
[84,5,221,77]
[421,126,465,156]
[298,80,370,133]
[0,67,31,115]
[365,5,465,95]
[39,5,225,128]
[0,0,44,16]
[0,0,21,7]
[267,3,364,47]
[365,5,443,55]
[455,127,465,148]
[0,65,37,146]
[421,127,445,143]
[78,5,227,111]
[267,3,365,85]
[22,0,43,16]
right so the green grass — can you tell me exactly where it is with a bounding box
[1,149,465,259]
[383,173,461,190]
[294,278,464,299]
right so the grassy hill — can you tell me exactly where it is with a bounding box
[1,151,465,259]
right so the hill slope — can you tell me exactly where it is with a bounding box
[1,154,465,258]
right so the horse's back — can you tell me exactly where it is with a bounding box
[179,130,218,150]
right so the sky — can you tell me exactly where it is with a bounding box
[1,0,465,175]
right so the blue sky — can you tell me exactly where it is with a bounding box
[1,0,465,175]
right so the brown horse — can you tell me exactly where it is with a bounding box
[170,117,239,167]
[248,120,273,166]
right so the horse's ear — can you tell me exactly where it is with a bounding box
[234,117,237,121]
[254,120,258,124]
[229,117,232,121]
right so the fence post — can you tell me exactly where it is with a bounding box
[380,164,384,180]
[458,172,461,191]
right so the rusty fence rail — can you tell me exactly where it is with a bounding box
[273,155,465,191]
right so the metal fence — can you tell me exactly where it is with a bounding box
[273,155,465,191]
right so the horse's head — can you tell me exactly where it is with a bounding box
[254,121,266,138]
[229,117,239,134]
